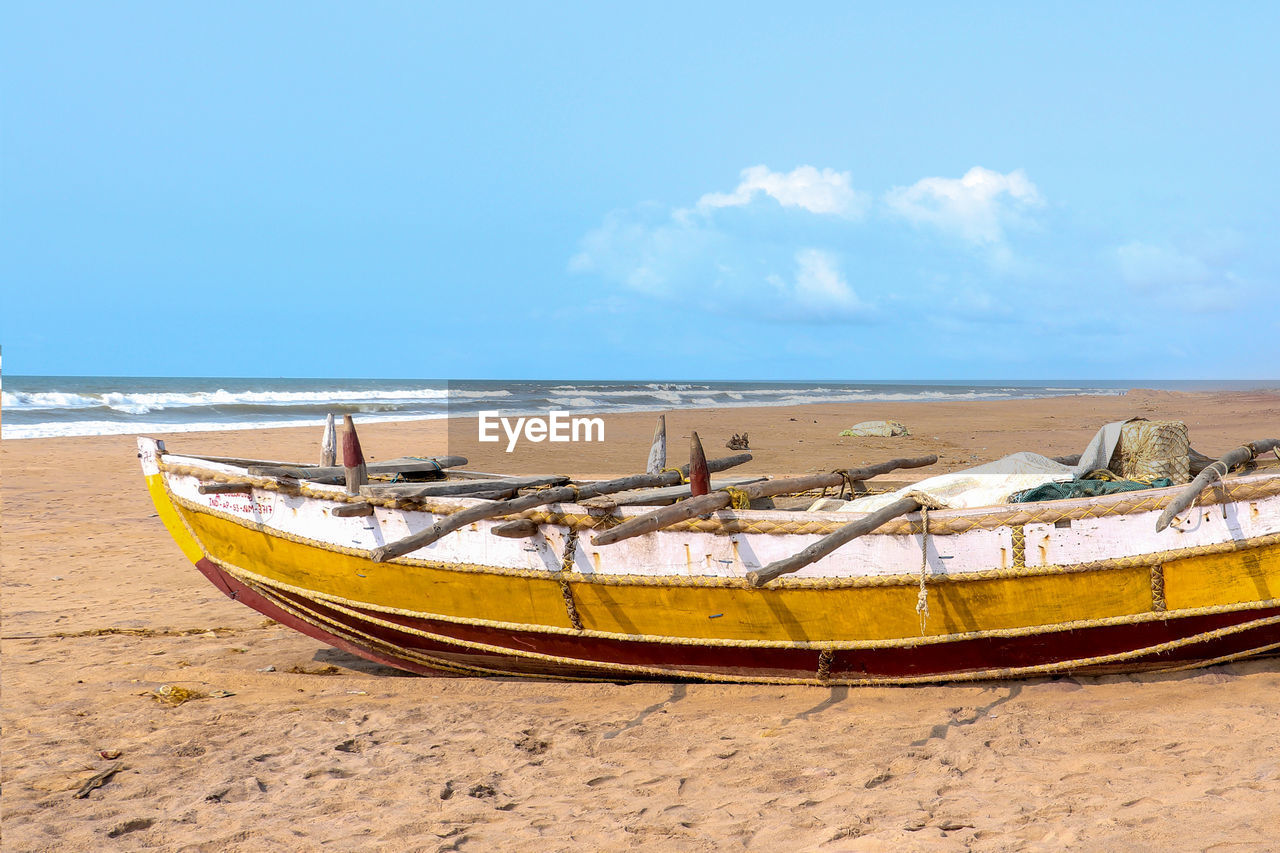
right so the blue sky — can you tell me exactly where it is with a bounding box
[3,2,1276,379]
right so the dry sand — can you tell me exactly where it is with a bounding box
[3,390,1279,851]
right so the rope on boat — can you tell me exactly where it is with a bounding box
[515,479,1280,539]
[816,649,833,681]
[557,528,584,631]
[159,457,1280,540]
[916,506,931,635]
[218,553,1280,685]
[1151,564,1167,611]
[723,487,751,510]
[1174,460,1234,529]
[391,457,444,484]
[199,537,1280,654]
[833,468,859,501]
[165,485,1280,593]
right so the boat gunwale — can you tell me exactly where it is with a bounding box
[206,546,1280,650]
[155,448,1280,531]
[162,476,1280,592]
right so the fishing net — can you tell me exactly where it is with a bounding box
[1112,420,1190,485]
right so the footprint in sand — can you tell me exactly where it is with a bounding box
[106,818,153,838]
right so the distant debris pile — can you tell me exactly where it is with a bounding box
[840,420,910,438]
[726,432,750,450]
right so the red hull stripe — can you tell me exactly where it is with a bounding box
[198,559,1280,681]
[194,559,456,677]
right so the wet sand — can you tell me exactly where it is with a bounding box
[3,389,1279,851]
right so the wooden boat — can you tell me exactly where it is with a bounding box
[137,425,1280,685]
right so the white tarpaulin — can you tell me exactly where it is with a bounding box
[818,451,1076,513]
[1070,420,1131,478]
[816,421,1134,513]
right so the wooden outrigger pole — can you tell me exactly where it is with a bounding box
[1157,439,1280,531]
[592,455,938,547]
[747,497,923,586]
[370,452,753,561]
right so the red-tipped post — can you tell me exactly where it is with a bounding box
[342,414,368,495]
[689,431,710,496]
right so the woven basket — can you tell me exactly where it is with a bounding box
[1110,420,1191,484]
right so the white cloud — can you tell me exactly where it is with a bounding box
[696,165,869,217]
[1115,241,1214,287]
[767,249,866,318]
[1114,240,1246,310]
[568,203,722,297]
[884,166,1042,245]
[570,164,1044,327]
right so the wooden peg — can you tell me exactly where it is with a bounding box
[342,414,368,495]
[646,415,667,474]
[689,431,710,496]
[321,413,337,467]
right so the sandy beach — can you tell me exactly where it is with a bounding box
[3,389,1279,851]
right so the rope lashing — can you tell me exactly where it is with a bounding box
[817,649,833,681]
[533,481,577,496]
[660,467,689,485]
[915,506,931,635]
[1207,461,1232,481]
[1183,460,1233,527]
[1151,564,1167,611]
[393,457,445,484]
[557,528,584,631]
[833,469,858,500]
[160,458,1280,539]
[723,487,751,510]
[560,527,579,573]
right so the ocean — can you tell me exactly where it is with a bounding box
[1,376,1266,440]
